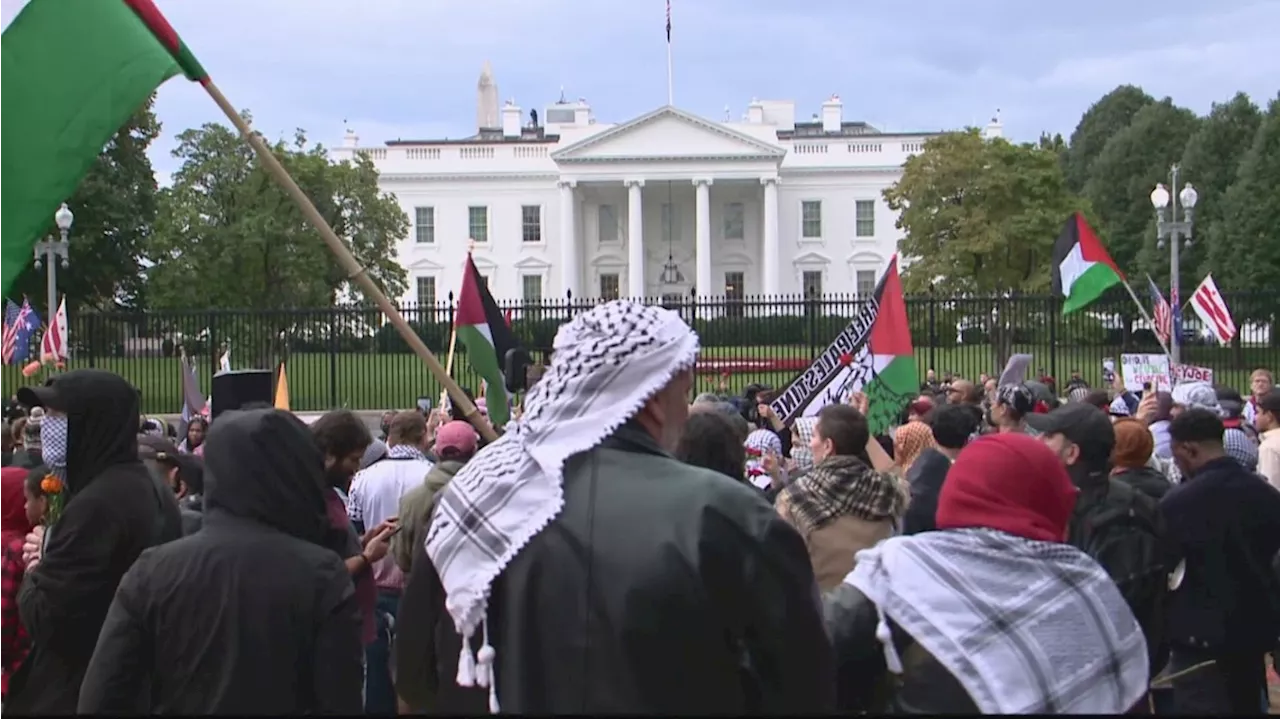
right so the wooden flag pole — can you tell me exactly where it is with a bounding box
[200,80,497,441]
[438,241,475,413]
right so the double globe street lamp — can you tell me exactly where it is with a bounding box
[34,202,74,322]
[1149,167,1197,365]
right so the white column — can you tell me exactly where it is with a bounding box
[761,177,780,296]
[626,179,645,299]
[558,180,579,297]
[694,178,712,297]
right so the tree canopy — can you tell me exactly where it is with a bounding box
[144,114,408,312]
[1061,85,1155,194]
[8,97,165,312]
[885,130,1083,296]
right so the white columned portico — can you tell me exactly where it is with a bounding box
[626,179,645,298]
[558,180,579,297]
[694,178,712,298]
[761,176,780,295]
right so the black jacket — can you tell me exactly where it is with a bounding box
[901,448,953,535]
[178,494,203,535]
[824,582,978,713]
[7,371,182,714]
[77,409,363,714]
[1160,456,1280,654]
[397,423,835,714]
[1113,465,1172,502]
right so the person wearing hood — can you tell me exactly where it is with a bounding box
[1,465,35,698]
[5,370,183,714]
[1110,418,1172,501]
[77,409,364,714]
[824,433,1150,714]
[405,301,833,714]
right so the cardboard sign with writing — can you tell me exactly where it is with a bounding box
[1172,363,1214,385]
[1120,353,1171,393]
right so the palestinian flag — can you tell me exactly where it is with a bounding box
[769,255,916,434]
[2,0,208,296]
[456,255,521,426]
[1051,212,1124,315]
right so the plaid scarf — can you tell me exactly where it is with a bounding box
[781,454,905,536]
[425,300,700,712]
[847,528,1149,714]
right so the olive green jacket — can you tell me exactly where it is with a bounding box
[391,459,464,573]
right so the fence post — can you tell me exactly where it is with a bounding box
[86,313,96,368]
[1048,295,1058,383]
[328,307,339,409]
[806,289,819,360]
[927,288,937,375]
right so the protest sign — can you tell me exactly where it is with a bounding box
[1120,353,1171,393]
[1172,363,1214,385]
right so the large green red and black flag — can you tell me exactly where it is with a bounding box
[1051,212,1124,315]
[769,254,916,434]
[2,0,208,296]
[455,254,523,426]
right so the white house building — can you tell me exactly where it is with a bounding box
[330,66,1003,307]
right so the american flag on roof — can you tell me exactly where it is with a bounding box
[1146,275,1171,349]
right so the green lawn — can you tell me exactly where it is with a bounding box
[5,343,1273,414]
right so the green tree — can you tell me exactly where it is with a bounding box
[884,130,1085,366]
[1062,85,1155,193]
[1208,94,1280,316]
[8,97,165,312]
[1182,93,1263,278]
[145,114,408,364]
[1084,99,1201,280]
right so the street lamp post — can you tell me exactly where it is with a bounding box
[33,202,73,321]
[1149,167,1197,365]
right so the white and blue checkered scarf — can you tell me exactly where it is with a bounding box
[424,300,700,711]
[846,528,1149,714]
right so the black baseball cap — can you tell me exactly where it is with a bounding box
[138,435,205,493]
[1025,402,1116,460]
[16,378,66,412]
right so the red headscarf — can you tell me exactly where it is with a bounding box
[1,467,33,549]
[936,433,1078,543]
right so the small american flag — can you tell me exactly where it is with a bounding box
[1,300,22,365]
[665,0,671,43]
[1,299,40,366]
[1146,275,1171,348]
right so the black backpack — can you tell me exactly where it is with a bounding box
[1073,478,1175,673]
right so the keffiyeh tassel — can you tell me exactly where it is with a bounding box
[454,616,501,712]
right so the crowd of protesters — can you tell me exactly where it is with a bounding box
[1,303,1277,715]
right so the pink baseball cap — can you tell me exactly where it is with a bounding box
[435,420,479,457]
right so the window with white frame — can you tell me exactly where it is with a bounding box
[522,274,542,302]
[856,270,877,297]
[414,206,435,244]
[802,270,823,298]
[723,202,745,241]
[801,201,822,239]
[468,206,489,243]
[599,273,620,300]
[598,204,619,244]
[416,276,437,306]
[521,205,542,243]
[855,200,875,237]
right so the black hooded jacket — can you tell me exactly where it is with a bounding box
[7,370,182,714]
[77,409,363,714]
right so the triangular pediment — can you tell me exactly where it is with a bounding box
[514,256,552,270]
[794,251,832,266]
[407,257,444,271]
[552,106,785,163]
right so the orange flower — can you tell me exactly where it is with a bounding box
[40,474,63,495]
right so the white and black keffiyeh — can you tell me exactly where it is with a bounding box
[846,528,1149,715]
[425,300,700,711]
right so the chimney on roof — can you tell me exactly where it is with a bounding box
[747,98,764,124]
[477,61,500,130]
[821,94,842,133]
[502,99,522,138]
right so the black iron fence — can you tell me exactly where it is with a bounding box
[4,288,1275,414]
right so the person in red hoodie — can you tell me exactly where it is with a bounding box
[1,464,42,698]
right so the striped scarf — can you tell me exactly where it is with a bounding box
[781,454,905,536]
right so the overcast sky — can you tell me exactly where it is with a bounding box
[4,0,1278,186]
